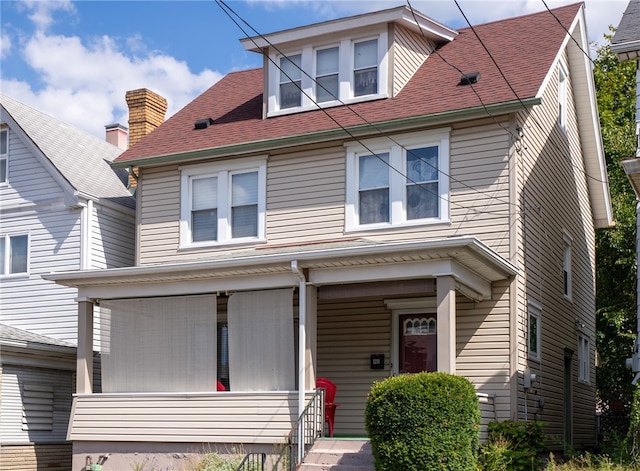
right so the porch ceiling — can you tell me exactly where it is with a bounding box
[44,236,517,301]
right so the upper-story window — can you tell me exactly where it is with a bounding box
[354,39,378,96]
[268,33,388,116]
[0,234,29,276]
[558,61,568,131]
[563,231,572,301]
[1,128,8,183]
[528,300,541,362]
[345,129,450,231]
[280,54,302,109]
[315,46,339,103]
[180,158,266,248]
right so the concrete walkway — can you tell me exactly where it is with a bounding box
[297,439,374,471]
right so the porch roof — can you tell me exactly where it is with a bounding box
[44,236,517,301]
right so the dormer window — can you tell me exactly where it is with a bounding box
[354,39,378,96]
[315,47,339,103]
[267,32,388,117]
[280,54,302,109]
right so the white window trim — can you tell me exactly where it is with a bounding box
[578,334,590,384]
[267,32,388,117]
[0,127,8,185]
[528,300,542,362]
[179,157,267,249]
[0,233,30,277]
[563,231,572,301]
[345,129,450,232]
[558,60,568,132]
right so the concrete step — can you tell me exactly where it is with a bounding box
[298,439,374,471]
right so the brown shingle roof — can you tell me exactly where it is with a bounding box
[114,3,582,165]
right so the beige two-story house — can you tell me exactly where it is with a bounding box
[47,3,611,469]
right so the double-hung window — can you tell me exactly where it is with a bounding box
[315,46,339,103]
[0,234,29,276]
[563,231,572,301]
[354,39,378,96]
[280,54,302,109]
[578,335,590,383]
[180,158,266,247]
[346,129,450,231]
[268,32,387,116]
[0,128,8,183]
[528,301,542,362]
[558,61,568,131]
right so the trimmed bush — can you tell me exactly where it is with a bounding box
[365,372,480,471]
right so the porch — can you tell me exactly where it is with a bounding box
[47,237,516,451]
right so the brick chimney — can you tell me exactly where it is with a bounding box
[125,88,167,148]
[125,88,168,189]
[105,123,128,150]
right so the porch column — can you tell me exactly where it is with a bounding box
[436,276,456,373]
[305,284,317,390]
[77,300,94,394]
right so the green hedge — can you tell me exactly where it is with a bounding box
[365,372,480,471]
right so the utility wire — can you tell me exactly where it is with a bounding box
[215,0,516,218]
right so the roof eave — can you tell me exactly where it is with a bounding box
[113,97,540,169]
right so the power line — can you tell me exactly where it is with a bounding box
[215,0,518,218]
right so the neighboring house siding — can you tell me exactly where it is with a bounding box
[392,24,431,96]
[0,366,73,443]
[0,128,65,210]
[515,54,596,446]
[0,209,82,344]
[90,203,135,269]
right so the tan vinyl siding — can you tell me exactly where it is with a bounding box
[137,120,512,266]
[0,444,72,471]
[68,392,307,444]
[267,148,345,243]
[457,281,513,421]
[514,50,597,446]
[138,165,181,265]
[392,25,432,96]
[316,297,390,436]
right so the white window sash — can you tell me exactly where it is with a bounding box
[180,158,266,248]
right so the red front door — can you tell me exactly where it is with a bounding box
[399,314,437,373]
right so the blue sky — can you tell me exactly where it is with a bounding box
[0,0,628,139]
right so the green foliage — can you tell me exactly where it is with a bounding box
[544,451,640,470]
[626,385,640,463]
[365,372,480,471]
[594,29,638,421]
[478,420,545,471]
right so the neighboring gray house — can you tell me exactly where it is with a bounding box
[614,0,640,384]
[0,94,135,470]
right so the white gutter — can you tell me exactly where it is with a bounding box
[79,199,93,270]
[291,260,306,463]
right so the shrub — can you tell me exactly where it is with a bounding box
[365,372,480,471]
[478,420,545,471]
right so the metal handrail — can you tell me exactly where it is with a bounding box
[236,452,266,471]
[274,388,325,471]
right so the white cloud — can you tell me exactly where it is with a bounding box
[0,32,11,59]
[21,0,76,32]
[2,2,222,138]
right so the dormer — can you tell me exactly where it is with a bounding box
[241,5,457,118]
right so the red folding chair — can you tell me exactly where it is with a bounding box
[316,377,340,437]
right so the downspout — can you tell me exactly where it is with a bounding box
[292,260,306,463]
[80,199,93,270]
